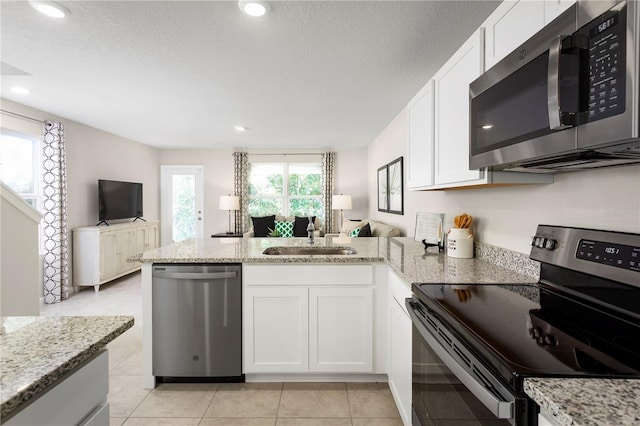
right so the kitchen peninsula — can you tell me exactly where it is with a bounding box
[136,236,639,426]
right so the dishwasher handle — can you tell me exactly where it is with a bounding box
[152,271,238,280]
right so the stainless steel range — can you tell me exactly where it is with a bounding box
[407,225,640,425]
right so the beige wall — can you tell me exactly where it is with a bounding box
[368,108,640,254]
[158,147,369,235]
[1,99,161,232]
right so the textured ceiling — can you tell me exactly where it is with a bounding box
[1,1,500,149]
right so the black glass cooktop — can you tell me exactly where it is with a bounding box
[412,281,640,391]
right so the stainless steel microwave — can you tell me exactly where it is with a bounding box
[469,0,640,172]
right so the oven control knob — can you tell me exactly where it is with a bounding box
[544,239,557,250]
[530,236,537,246]
[536,238,546,249]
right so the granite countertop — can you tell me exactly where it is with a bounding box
[135,236,637,423]
[135,236,539,285]
[0,315,134,419]
[525,378,640,426]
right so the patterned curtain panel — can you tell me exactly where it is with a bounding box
[233,152,249,234]
[321,152,336,233]
[42,120,69,303]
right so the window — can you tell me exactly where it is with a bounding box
[248,162,324,221]
[0,130,41,209]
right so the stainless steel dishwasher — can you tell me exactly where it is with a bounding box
[152,264,243,381]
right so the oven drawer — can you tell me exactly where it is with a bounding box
[407,297,534,425]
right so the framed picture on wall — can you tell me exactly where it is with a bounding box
[377,165,388,212]
[388,157,403,215]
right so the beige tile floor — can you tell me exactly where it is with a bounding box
[40,272,403,426]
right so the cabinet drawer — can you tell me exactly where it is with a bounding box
[244,264,373,286]
[5,350,108,426]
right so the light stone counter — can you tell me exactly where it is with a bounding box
[135,236,538,285]
[524,378,640,426]
[136,236,636,422]
[0,315,134,419]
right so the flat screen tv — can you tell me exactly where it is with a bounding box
[98,180,143,225]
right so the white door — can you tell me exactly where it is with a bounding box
[160,165,204,245]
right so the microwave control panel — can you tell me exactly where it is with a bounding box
[585,4,626,122]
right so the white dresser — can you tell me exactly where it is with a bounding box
[72,220,159,291]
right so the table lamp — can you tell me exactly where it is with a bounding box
[219,195,240,234]
[332,194,352,233]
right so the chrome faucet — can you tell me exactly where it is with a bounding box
[306,216,315,244]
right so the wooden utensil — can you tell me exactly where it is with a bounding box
[454,213,473,229]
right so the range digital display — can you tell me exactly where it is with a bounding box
[576,239,640,272]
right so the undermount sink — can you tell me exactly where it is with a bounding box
[262,246,358,256]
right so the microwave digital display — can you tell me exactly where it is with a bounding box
[590,15,618,37]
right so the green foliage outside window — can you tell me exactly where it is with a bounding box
[249,163,324,221]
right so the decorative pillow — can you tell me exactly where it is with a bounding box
[357,223,372,237]
[273,220,294,238]
[349,227,361,237]
[293,216,316,237]
[251,215,275,237]
[341,220,363,236]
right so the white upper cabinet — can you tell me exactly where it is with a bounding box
[434,28,485,186]
[544,0,576,25]
[407,81,435,190]
[405,3,554,191]
[484,1,545,70]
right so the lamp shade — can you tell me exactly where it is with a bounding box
[332,194,352,210]
[219,195,240,210]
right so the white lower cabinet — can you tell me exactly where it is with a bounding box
[309,286,373,372]
[243,264,375,374]
[538,408,561,426]
[387,270,412,426]
[244,286,309,372]
[5,350,109,426]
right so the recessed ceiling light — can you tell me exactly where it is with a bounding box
[29,1,70,18]
[482,124,494,130]
[234,126,248,132]
[10,86,30,95]
[238,1,270,17]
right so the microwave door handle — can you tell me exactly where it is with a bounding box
[548,36,569,130]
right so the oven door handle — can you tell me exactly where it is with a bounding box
[406,299,515,420]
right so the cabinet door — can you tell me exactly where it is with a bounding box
[309,287,373,373]
[407,81,435,190]
[146,224,159,249]
[484,1,545,69]
[244,287,309,373]
[116,229,133,274]
[544,0,575,24]
[133,227,146,256]
[389,297,412,425]
[99,232,119,281]
[434,28,485,186]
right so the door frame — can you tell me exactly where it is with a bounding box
[160,165,204,246]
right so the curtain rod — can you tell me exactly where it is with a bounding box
[0,109,44,124]
[247,153,325,156]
